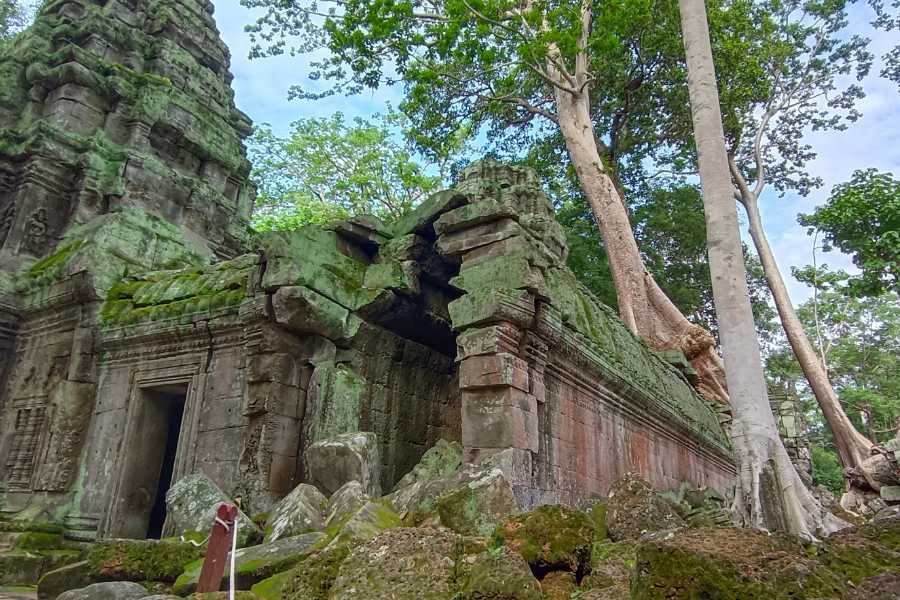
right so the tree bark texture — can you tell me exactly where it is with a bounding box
[553,85,729,404]
[679,0,841,536]
[742,196,877,488]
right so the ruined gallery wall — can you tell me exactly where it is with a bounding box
[346,323,460,490]
[536,351,735,506]
[432,161,735,508]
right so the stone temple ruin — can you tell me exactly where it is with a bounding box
[0,0,734,551]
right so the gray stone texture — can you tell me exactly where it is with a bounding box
[164,473,260,546]
[57,582,149,600]
[304,432,382,497]
[263,483,327,542]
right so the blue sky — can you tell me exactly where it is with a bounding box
[211,1,899,305]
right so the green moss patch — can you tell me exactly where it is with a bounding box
[276,544,351,600]
[631,527,845,599]
[100,254,255,327]
[491,505,594,575]
[87,539,204,583]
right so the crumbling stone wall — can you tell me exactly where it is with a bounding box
[426,161,735,507]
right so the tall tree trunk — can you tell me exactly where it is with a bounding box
[679,0,842,536]
[553,85,729,404]
[742,197,876,487]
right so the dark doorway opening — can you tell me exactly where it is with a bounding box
[113,384,189,539]
[146,391,186,538]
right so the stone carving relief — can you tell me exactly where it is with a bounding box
[4,402,47,490]
[0,202,14,247]
[22,207,49,255]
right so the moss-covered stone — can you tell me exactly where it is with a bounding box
[86,539,204,583]
[606,473,685,541]
[583,540,636,591]
[12,532,63,552]
[491,505,594,574]
[272,544,351,600]
[187,592,260,600]
[173,532,325,595]
[100,254,255,327]
[631,527,846,599]
[454,546,542,600]
[856,515,900,552]
[329,527,485,600]
[392,439,463,492]
[436,469,519,537]
[14,208,210,303]
[327,501,401,547]
[817,524,900,586]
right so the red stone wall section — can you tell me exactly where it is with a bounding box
[434,160,735,508]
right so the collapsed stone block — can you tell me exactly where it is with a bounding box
[304,432,382,497]
[165,474,260,547]
[263,483,327,542]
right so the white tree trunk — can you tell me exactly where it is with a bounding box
[553,84,729,404]
[679,0,842,536]
[742,197,876,488]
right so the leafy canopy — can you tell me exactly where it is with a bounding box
[799,170,900,296]
[768,267,900,446]
[1,0,30,42]
[248,112,444,230]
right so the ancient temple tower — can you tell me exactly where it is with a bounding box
[0,0,256,534]
[0,0,255,277]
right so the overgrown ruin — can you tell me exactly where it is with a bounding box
[0,0,735,551]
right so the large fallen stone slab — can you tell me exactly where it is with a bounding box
[435,467,520,536]
[305,432,382,497]
[173,532,325,595]
[263,483,327,542]
[165,474,260,547]
[392,439,463,491]
[324,481,369,527]
[327,501,401,547]
[57,581,149,600]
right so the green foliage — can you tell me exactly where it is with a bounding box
[870,0,900,87]
[248,113,444,230]
[811,444,844,496]
[799,170,900,296]
[556,184,775,342]
[0,0,31,41]
[767,267,900,447]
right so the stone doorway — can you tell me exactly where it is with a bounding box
[113,384,188,539]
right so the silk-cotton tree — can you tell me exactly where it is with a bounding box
[704,0,878,491]
[242,0,735,403]
[678,0,844,537]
